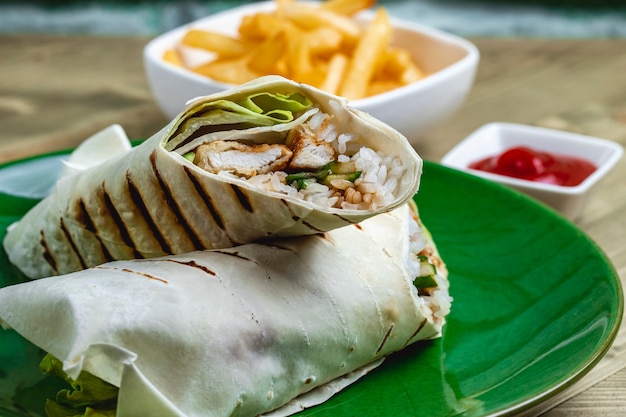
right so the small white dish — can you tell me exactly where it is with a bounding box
[441,122,623,220]
[143,1,479,146]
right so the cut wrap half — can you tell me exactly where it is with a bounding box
[0,203,451,417]
[3,75,422,279]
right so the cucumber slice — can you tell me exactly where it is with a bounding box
[413,275,438,290]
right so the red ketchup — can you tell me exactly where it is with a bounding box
[468,146,597,186]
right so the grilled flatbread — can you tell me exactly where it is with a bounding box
[3,76,421,279]
[0,204,450,417]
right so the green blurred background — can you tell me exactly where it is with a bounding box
[0,0,625,37]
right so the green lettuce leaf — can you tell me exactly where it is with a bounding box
[39,354,118,417]
[234,91,312,121]
[165,91,313,151]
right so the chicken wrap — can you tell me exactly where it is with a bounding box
[3,76,422,279]
[0,203,451,417]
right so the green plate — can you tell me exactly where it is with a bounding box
[0,154,622,417]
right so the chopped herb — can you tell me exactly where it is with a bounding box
[413,256,438,294]
[323,160,357,174]
[287,160,361,189]
[285,171,317,184]
[292,178,316,190]
[413,275,438,290]
[322,171,362,186]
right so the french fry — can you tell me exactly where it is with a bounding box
[182,29,254,57]
[380,48,426,84]
[319,53,349,95]
[339,8,392,99]
[193,57,261,85]
[306,27,343,55]
[281,3,361,41]
[284,27,313,79]
[162,49,184,67]
[246,31,289,75]
[168,0,427,99]
[320,0,375,16]
[239,13,285,39]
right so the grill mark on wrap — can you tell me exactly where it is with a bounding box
[126,170,173,254]
[230,184,253,212]
[213,250,252,262]
[376,324,395,355]
[165,259,217,276]
[150,150,204,251]
[212,250,272,279]
[403,318,428,348]
[39,230,58,274]
[101,181,143,259]
[96,265,169,284]
[278,193,355,230]
[280,200,325,233]
[282,200,302,224]
[301,219,324,233]
[76,199,114,262]
[262,244,297,253]
[183,166,225,229]
[183,165,238,245]
[213,250,271,280]
[59,217,87,270]
[333,213,354,225]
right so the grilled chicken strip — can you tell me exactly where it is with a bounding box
[287,121,338,171]
[193,140,293,178]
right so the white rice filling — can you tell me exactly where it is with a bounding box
[406,210,453,327]
[214,104,404,211]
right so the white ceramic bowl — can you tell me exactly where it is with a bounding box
[441,123,624,220]
[143,1,479,146]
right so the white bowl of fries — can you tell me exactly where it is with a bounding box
[144,0,479,145]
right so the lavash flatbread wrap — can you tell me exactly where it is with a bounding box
[3,76,422,279]
[0,203,451,417]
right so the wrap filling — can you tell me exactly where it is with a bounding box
[166,91,405,211]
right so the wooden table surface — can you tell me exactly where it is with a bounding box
[1,35,625,416]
